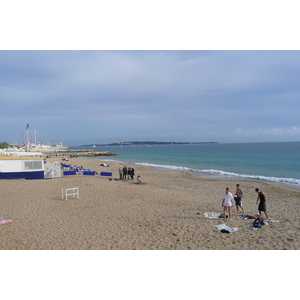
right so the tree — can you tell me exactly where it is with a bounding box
[0,141,10,149]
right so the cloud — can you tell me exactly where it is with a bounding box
[1,50,300,145]
[232,127,300,141]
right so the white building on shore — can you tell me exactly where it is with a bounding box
[1,142,68,154]
[0,154,45,180]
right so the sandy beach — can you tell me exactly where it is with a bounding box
[1,155,300,250]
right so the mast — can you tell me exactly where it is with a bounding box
[26,122,29,151]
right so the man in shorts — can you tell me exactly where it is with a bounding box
[255,188,269,219]
[235,184,245,213]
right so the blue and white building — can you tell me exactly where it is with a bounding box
[0,154,44,180]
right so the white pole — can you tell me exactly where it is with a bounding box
[26,129,28,151]
[26,122,29,151]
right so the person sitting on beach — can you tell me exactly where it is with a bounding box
[222,187,234,220]
[255,188,269,219]
[235,184,245,213]
[137,175,141,184]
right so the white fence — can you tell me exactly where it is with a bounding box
[44,161,62,179]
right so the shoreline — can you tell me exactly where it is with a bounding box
[1,155,300,250]
[79,155,300,192]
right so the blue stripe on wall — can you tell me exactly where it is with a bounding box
[0,171,44,180]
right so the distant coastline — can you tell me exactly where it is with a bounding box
[80,141,219,147]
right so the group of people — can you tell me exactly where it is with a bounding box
[222,184,268,220]
[119,165,135,181]
[118,165,142,183]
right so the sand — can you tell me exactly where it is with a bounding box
[1,155,300,250]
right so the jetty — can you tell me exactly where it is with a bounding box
[47,150,117,158]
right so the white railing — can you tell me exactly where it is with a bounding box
[62,187,79,200]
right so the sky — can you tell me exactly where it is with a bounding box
[1,50,300,146]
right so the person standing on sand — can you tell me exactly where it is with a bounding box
[123,165,128,180]
[119,166,123,180]
[255,188,269,219]
[222,187,234,220]
[235,184,245,213]
[128,167,132,180]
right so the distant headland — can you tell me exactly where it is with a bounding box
[81,141,219,147]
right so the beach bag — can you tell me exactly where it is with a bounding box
[253,219,261,228]
[253,218,264,228]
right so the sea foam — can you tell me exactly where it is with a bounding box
[134,163,300,186]
[91,158,300,187]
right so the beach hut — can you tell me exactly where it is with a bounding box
[0,154,45,180]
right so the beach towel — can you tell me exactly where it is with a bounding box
[204,212,229,219]
[0,219,12,224]
[100,164,109,167]
[265,220,282,223]
[219,213,229,219]
[241,215,256,219]
[204,212,222,219]
[215,224,238,233]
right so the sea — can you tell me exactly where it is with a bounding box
[71,142,300,188]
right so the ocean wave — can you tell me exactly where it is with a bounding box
[134,163,300,186]
[134,162,196,172]
[199,169,300,186]
[94,158,124,163]
[87,158,300,186]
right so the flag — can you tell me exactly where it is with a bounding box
[26,122,29,130]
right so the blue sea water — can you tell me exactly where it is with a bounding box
[73,142,300,187]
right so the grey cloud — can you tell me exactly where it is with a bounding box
[1,50,300,145]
